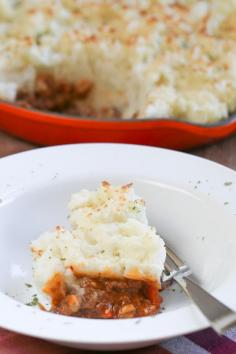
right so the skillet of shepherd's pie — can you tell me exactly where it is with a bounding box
[0,0,236,123]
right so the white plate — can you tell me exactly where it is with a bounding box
[0,143,236,351]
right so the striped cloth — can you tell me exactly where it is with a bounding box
[1,327,236,354]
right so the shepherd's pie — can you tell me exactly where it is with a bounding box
[1,0,236,122]
[31,182,166,319]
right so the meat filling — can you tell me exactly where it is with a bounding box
[43,273,162,319]
[16,73,121,119]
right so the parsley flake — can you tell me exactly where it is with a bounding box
[224,182,232,187]
[26,294,39,307]
[25,283,32,288]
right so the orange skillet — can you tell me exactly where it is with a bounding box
[0,101,236,150]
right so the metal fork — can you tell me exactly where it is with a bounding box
[161,245,236,335]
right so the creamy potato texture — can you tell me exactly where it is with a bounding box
[31,182,166,293]
[0,0,236,122]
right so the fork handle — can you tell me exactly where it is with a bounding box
[175,275,236,335]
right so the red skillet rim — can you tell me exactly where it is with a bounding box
[1,99,236,128]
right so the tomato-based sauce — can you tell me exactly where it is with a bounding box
[17,74,121,119]
[44,273,162,319]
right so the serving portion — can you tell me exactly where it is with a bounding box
[0,1,236,123]
[31,182,166,319]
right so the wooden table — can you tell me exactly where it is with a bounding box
[1,131,236,170]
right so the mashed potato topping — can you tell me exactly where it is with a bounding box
[31,182,166,318]
[2,1,235,122]
[32,182,165,288]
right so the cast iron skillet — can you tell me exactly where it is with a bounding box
[0,100,235,150]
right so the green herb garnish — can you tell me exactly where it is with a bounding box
[180,40,189,49]
[25,283,32,288]
[26,294,39,306]
[224,182,232,187]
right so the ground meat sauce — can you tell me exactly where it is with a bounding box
[44,273,162,319]
[16,74,122,119]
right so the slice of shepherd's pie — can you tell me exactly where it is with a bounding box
[31,182,166,319]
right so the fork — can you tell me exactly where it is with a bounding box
[161,245,236,335]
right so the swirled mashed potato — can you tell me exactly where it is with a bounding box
[31,182,166,292]
[1,0,236,122]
